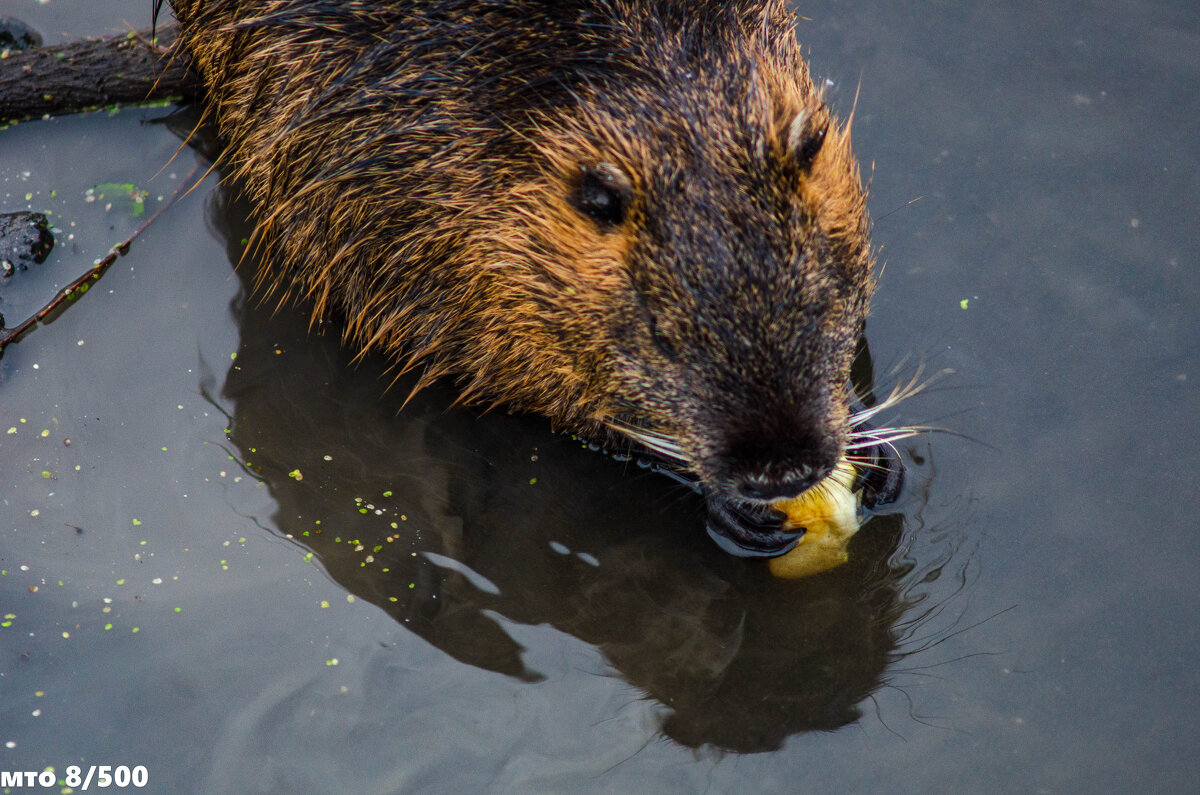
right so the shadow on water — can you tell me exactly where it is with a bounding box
[175,110,967,755]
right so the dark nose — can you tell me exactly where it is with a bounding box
[723,433,838,503]
[735,464,825,501]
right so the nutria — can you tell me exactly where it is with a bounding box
[159,0,900,556]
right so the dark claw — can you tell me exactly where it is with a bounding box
[705,497,801,558]
[852,432,905,510]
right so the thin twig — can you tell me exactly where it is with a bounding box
[0,161,205,353]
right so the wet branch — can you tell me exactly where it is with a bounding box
[0,26,199,123]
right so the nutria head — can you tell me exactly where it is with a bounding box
[524,95,872,556]
[172,0,878,556]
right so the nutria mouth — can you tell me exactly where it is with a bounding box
[706,425,904,557]
[620,406,905,557]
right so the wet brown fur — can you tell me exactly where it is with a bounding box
[166,0,876,540]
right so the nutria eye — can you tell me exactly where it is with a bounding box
[573,163,632,228]
[650,317,680,362]
[787,109,830,172]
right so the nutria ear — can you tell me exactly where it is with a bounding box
[786,109,829,172]
[573,163,634,229]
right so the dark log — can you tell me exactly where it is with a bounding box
[0,26,199,123]
[0,16,43,50]
[0,211,54,272]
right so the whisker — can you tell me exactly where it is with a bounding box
[605,420,689,464]
[850,364,952,427]
[843,454,890,473]
[845,427,932,449]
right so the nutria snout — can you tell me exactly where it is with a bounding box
[163,0,900,556]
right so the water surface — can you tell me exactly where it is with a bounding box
[2,0,1197,791]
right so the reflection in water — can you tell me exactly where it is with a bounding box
[194,131,962,754]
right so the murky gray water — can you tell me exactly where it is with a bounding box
[2,0,1198,791]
